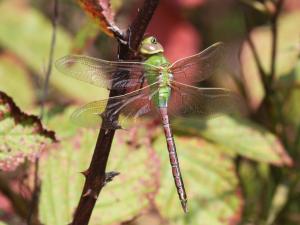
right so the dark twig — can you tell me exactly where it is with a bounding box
[27,0,58,224]
[39,0,58,119]
[70,1,160,225]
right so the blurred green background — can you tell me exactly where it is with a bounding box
[0,0,300,225]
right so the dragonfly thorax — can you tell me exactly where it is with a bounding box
[158,71,173,87]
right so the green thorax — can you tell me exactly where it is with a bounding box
[144,53,172,108]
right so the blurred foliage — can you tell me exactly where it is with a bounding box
[154,135,242,224]
[0,0,107,105]
[0,0,300,225]
[173,116,292,166]
[0,91,56,171]
[241,11,300,109]
[39,110,157,225]
[0,56,35,110]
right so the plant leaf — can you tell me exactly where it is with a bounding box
[78,0,122,38]
[0,0,107,103]
[154,135,243,225]
[45,107,80,139]
[0,56,35,110]
[241,11,300,109]
[281,58,300,126]
[173,116,292,166]
[39,122,157,225]
[0,91,56,171]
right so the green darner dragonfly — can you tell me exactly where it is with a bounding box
[56,36,238,213]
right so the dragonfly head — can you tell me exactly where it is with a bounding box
[139,36,164,55]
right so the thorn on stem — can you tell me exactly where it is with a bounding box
[80,169,90,177]
[83,189,98,200]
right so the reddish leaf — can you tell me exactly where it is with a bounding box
[78,0,122,38]
[0,91,56,171]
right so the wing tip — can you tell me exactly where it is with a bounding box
[208,42,225,51]
[55,55,71,72]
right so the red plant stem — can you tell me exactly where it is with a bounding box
[70,1,160,225]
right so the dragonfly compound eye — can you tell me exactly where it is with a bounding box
[151,38,157,44]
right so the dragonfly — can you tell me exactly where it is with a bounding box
[56,36,238,213]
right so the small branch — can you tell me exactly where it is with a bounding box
[70,1,160,225]
[39,0,58,119]
[28,0,58,224]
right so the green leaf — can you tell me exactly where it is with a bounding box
[281,59,300,126]
[0,0,107,103]
[241,12,300,108]
[154,135,243,225]
[0,56,35,110]
[284,89,300,127]
[72,20,100,53]
[275,57,300,89]
[45,107,79,139]
[0,91,56,171]
[266,183,289,225]
[173,116,292,166]
[39,125,157,225]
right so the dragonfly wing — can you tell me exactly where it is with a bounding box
[71,100,108,128]
[168,81,242,119]
[169,42,225,84]
[71,83,159,129]
[55,55,159,90]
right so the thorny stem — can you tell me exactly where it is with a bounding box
[70,1,160,225]
[28,0,58,224]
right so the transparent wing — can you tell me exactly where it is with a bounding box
[71,82,160,129]
[55,55,159,90]
[169,42,225,84]
[168,81,241,119]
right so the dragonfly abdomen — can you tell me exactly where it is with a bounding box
[159,107,188,213]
